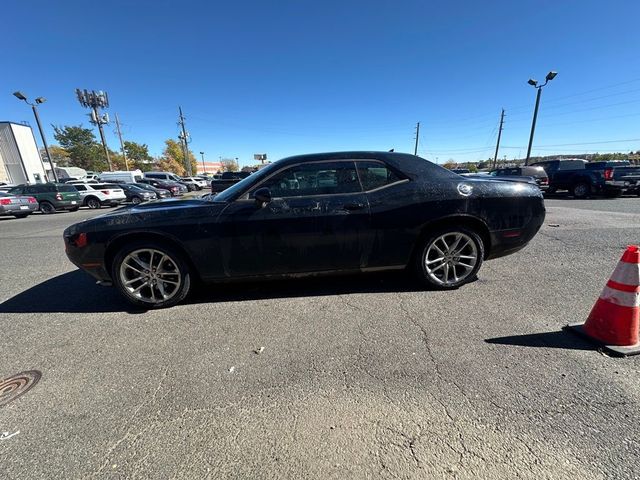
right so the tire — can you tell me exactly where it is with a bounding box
[571,182,591,199]
[86,197,101,209]
[112,241,192,309]
[414,227,484,290]
[13,214,29,219]
[131,196,142,205]
[39,201,55,214]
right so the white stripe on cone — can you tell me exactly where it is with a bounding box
[600,285,640,308]
[609,261,640,286]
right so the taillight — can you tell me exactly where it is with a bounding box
[604,168,614,181]
[101,190,110,195]
[541,177,548,184]
[0,198,11,205]
[55,193,63,201]
[69,232,88,248]
[28,197,37,203]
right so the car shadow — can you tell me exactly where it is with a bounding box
[485,330,594,351]
[0,269,427,314]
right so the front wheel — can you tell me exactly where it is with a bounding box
[112,242,192,309]
[131,196,142,205]
[415,228,484,289]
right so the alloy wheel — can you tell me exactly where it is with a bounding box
[118,249,182,305]
[424,232,478,286]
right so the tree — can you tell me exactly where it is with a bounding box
[442,160,457,170]
[52,125,107,171]
[220,158,240,172]
[41,146,71,167]
[124,141,154,171]
[158,139,197,175]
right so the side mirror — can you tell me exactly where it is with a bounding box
[254,187,271,206]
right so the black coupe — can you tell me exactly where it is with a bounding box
[64,152,545,308]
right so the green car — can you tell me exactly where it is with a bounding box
[8,183,81,214]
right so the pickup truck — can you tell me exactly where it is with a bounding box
[210,171,251,193]
[608,165,640,195]
[530,159,629,199]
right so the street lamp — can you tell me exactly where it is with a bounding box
[13,91,59,182]
[199,151,205,174]
[525,71,558,164]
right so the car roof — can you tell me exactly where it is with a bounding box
[273,151,454,179]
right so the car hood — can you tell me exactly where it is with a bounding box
[64,198,227,235]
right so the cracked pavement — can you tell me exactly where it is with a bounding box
[1,197,640,479]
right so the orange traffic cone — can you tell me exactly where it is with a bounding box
[565,245,640,356]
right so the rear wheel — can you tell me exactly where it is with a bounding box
[112,242,192,309]
[86,197,101,209]
[39,201,55,214]
[571,182,591,199]
[415,227,484,289]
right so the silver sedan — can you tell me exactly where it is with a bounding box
[0,192,38,218]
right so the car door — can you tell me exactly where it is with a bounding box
[355,160,413,268]
[216,160,371,277]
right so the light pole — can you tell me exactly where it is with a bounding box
[13,91,59,182]
[200,151,205,174]
[525,71,557,165]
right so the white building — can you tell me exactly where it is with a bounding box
[0,122,47,184]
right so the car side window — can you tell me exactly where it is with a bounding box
[251,161,361,198]
[8,187,23,194]
[356,161,403,191]
[24,186,38,194]
[75,185,87,191]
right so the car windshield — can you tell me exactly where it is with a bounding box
[57,185,78,192]
[213,162,280,201]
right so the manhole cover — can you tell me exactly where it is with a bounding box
[0,370,41,407]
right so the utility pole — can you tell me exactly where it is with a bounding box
[493,109,505,170]
[178,107,192,176]
[200,151,205,174]
[413,121,420,155]
[114,113,129,170]
[76,89,113,171]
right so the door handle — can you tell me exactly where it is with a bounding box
[343,202,365,211]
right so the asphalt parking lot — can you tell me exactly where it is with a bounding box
[1,198,640,479]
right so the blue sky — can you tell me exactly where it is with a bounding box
[2,0,640,165]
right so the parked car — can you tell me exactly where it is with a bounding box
[530,159,625,198]
[488,166,549,190]
[0,192,38,218]
[119,183,158,204]
[451,168,470,174]
[73,183,127,209]
[144,172,194,191]
[134,182,172,199]
[210,171,252,193]
[138,178,186,196]
[8,183,81,214]
[99,170,144,184]
[64,151,545,308]
[181,176,208,190]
